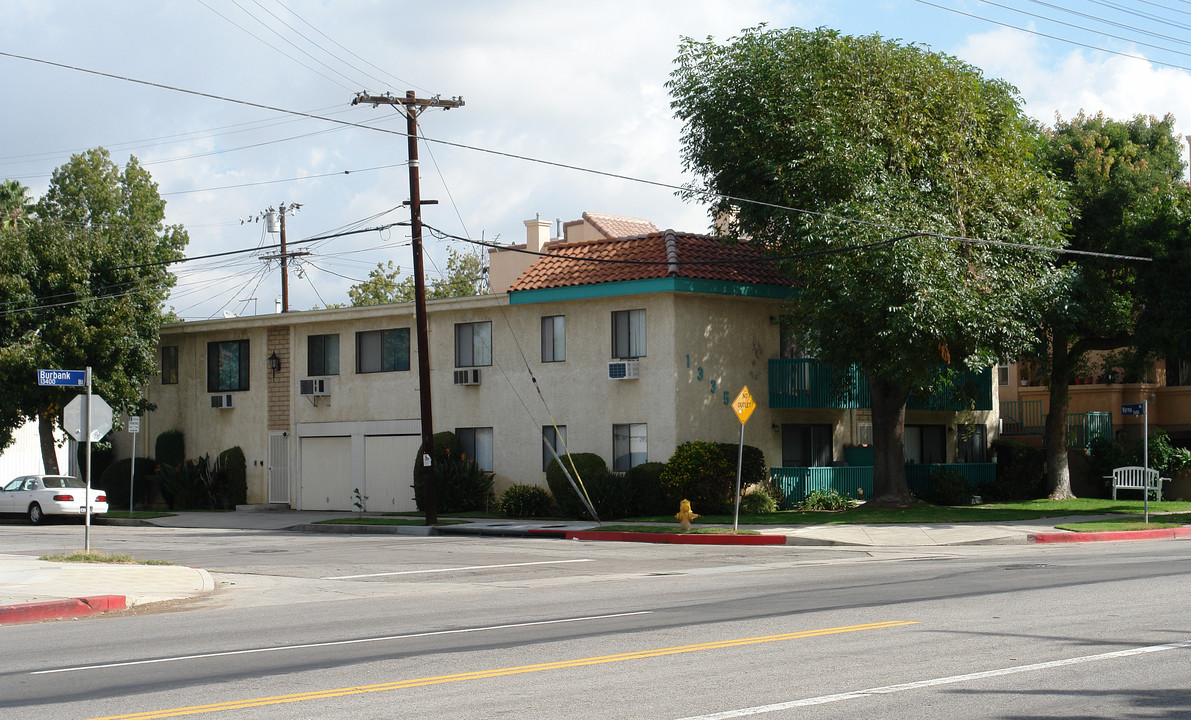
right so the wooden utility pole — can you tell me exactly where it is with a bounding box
[352,91,464,525]
[259,202,307,313]
[279,206,290,312]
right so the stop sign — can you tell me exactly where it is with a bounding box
[63,394,113,442]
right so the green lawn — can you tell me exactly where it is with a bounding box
[625,498,1191,527]
[589,525,761,535]
[1054,512,1191,532]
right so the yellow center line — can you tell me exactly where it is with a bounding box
[86,620,917,720]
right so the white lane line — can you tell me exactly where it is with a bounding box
[31,611,651,675]
[673,639,1191,719]
[323,558,595,580]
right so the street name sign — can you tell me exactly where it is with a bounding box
[38,369,86,387]
[1121,403,1144,417]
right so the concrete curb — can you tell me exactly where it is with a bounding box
[528,529,787,545]
[0,595,126,625]
[292,523,434,536]
[1030,527,1191,544]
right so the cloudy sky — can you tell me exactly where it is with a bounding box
[4,0,1191,319]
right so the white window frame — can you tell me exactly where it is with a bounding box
[457,427,494,472]
[455,321,493,368]
[356,328,409,374]
[542,425,567,471]
[612,423,647,472]
[541,315,565,363]
[611,309,646,359]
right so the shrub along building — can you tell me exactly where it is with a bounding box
[120,213,1001,512]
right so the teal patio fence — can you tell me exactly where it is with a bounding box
[771,463,997,508]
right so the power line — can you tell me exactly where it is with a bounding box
[914,0,1191,72]
[0,49,1159,268]
[980,0,1191,60]
[195,0,356,91]
[268,0,428,93]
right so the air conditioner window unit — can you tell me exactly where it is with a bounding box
[453,368,481,386]
[608,359,640,380]
[299,378,331,396]
[211,393,235,409]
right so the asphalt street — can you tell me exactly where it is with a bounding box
[1,523,1189,719]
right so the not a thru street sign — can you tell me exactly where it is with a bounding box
[38,368,87,387]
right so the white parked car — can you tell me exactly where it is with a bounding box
[0,475,109,524]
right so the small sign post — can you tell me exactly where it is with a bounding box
[128,416,141,518]
[1122,401,1151,522]
[731,386,757,532]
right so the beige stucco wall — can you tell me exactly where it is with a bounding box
[138,285,995,509]
[139,321,273,504]
[670,293,785,466]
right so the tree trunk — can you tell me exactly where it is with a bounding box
[1046,331,1075,500]
[38,412,60,475]
[869,375,913,505]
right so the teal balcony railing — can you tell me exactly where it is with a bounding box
[768,359,992,411]
[771,462,997,507]
[1000,400,1043,435]
[1066,411,1112,448]
[1003,404,1112,447]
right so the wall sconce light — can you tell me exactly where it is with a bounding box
[268,351,281,379]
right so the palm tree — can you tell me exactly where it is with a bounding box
[0,179,33,229]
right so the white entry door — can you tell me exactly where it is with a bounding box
[268,432,289,504]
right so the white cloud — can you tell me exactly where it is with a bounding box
[958,25,1191,148]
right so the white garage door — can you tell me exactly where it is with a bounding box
[300,436,352,510]
[364,435,420,513]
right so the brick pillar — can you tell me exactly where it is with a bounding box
[267,327,291,431]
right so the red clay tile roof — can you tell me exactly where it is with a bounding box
[579,212,659,239]
[507,230,791,292]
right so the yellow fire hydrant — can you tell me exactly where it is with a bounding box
[675,499,700,532]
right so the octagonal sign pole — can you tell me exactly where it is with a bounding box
[61,369,112,553]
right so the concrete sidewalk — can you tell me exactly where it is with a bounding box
[1,509,1186,625]
[0,553,214,624]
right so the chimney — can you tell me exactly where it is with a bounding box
[524,215,551,254]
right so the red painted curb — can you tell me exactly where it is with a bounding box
[0,595,127,624]
[1030,527,1191,544]
[529,529,786,545]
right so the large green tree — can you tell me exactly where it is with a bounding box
[0,149,187,472]
[347,248,486,306]
[1033,113,1188,499]
[670,26,1067,504]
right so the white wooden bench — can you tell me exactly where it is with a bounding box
[1110,466,1168,501]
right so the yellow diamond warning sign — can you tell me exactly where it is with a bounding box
[732,386,756,425]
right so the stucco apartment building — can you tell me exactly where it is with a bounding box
[125,213,999,511]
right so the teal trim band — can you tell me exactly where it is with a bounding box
[509,277,791,304]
